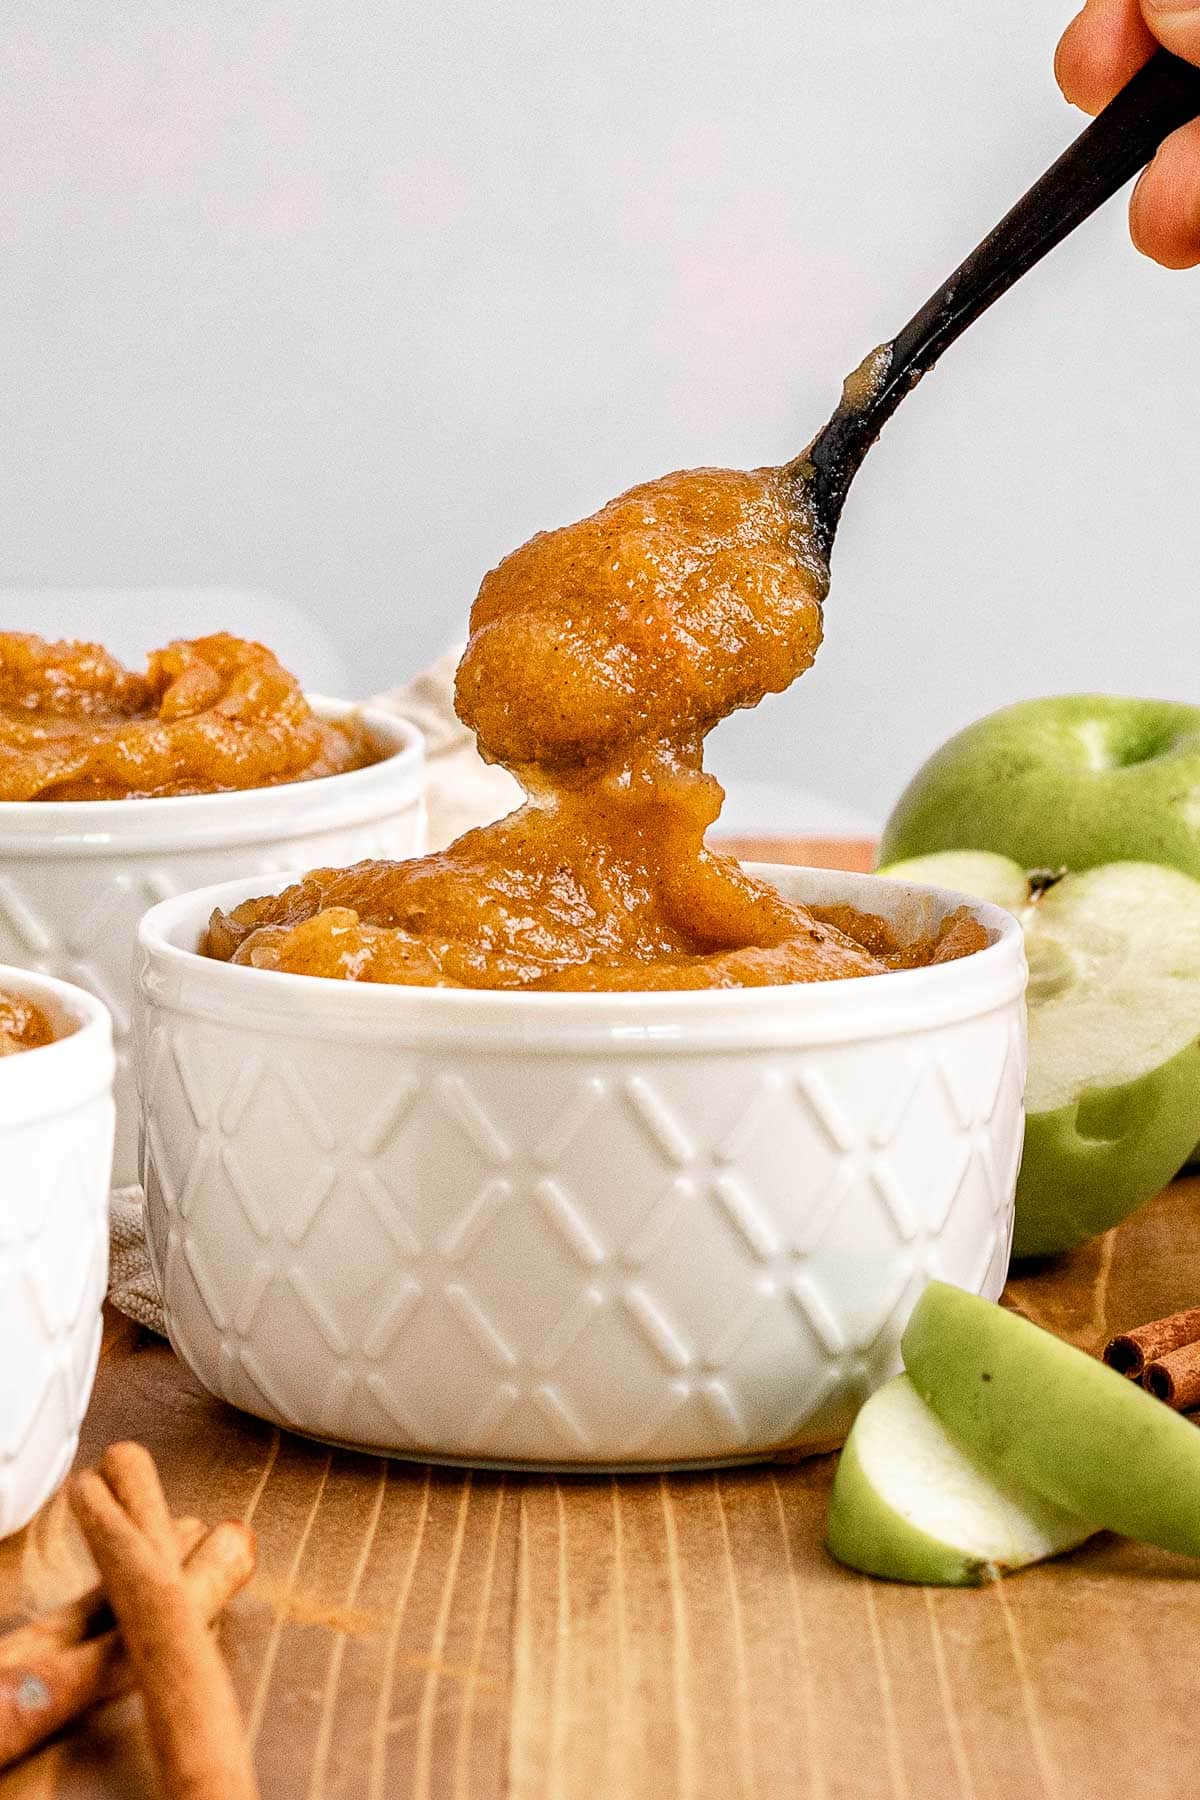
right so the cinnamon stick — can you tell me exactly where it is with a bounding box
[1144,1341,1200,1412]
[1103,1307,1200,1379]
[0,1519,254,1770]
[0,1517,205,1670]
[70,1443,259,1800]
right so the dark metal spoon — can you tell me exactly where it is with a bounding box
[792,49,1200,559]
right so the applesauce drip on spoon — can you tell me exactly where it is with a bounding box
[209,462,983,989]
[210,44,1200,988]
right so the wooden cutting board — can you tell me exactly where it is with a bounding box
[3,839,1198,1800]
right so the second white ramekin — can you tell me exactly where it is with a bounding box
[0,966,114,1537]
[136,864,1026,1471]
[0,700,424,1186]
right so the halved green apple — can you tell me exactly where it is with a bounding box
[825,1374,1095,1584]
[878,853,1200,1257]
[904,1283,1200,1559]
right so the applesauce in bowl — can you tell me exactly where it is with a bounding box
[0,630,375,800]
[0,630,426,1186]
[0,989,57,1055]
[0,965,114,1535]
[137,861,1024,1470]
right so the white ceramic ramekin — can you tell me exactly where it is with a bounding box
[136,866,1026,1472]
[0,966,114,1536]
[0,701,424,1187]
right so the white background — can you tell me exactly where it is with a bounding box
[1,1,1196,825]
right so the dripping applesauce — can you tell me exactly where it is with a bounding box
[0,992,57,1055]
[0,633,374,802]
[208,464,986,989]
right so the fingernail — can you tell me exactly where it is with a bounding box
[1128,169,1152,258]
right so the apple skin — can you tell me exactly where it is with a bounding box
[825,1375,1095,1585]
[904,1283,1200,1559]
[827,1416,984,1585]
[1015,1038,1200,1257]
[879,696,1200,880]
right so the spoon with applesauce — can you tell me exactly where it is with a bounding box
[210,56,1200,996]
[795,49,1200,558]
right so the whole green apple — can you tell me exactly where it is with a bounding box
[877,854,1200,1257]
[879,696,1200,879]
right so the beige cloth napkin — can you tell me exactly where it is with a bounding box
[108,649,522,1334]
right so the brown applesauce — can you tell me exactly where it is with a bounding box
[208,464,986,989]
[0,991,56,1055]
[0,633,375,801]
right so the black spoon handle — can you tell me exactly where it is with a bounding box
[805,48,1200,552]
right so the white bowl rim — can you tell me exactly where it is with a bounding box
[136,863,1026,1050]
[0,962,114,1125]
[0,697,424,854]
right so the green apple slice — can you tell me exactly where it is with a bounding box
[825,1375,1095,1585]
[904,1283,1200,1559]
[876,853,1200,1257]
[877,849,1031,914]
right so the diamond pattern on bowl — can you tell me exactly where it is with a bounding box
[0,807,422,1188]
[0,1096,112,1537]
[142,992,1027,1468]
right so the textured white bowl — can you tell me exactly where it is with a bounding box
[0,701,424,1186]
[136,866,1026,1471]
[0,966,114,1536]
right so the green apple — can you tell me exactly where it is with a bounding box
[878,853,1200,1257]
[879,695,1200,880]
[904,1282,1200,1559]
[825,1374,1095,1584]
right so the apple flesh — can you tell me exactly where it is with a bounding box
[879,849,1031,914]
[904,1283,1200,1559]
[825,1374,1095,1584]
[878,853,1200,1257]
[879,695,1200,881]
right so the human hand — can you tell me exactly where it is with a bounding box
[1056,0,1200,266]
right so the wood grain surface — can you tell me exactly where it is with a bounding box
[3,842,1199,1799]
[714,836,877,874]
